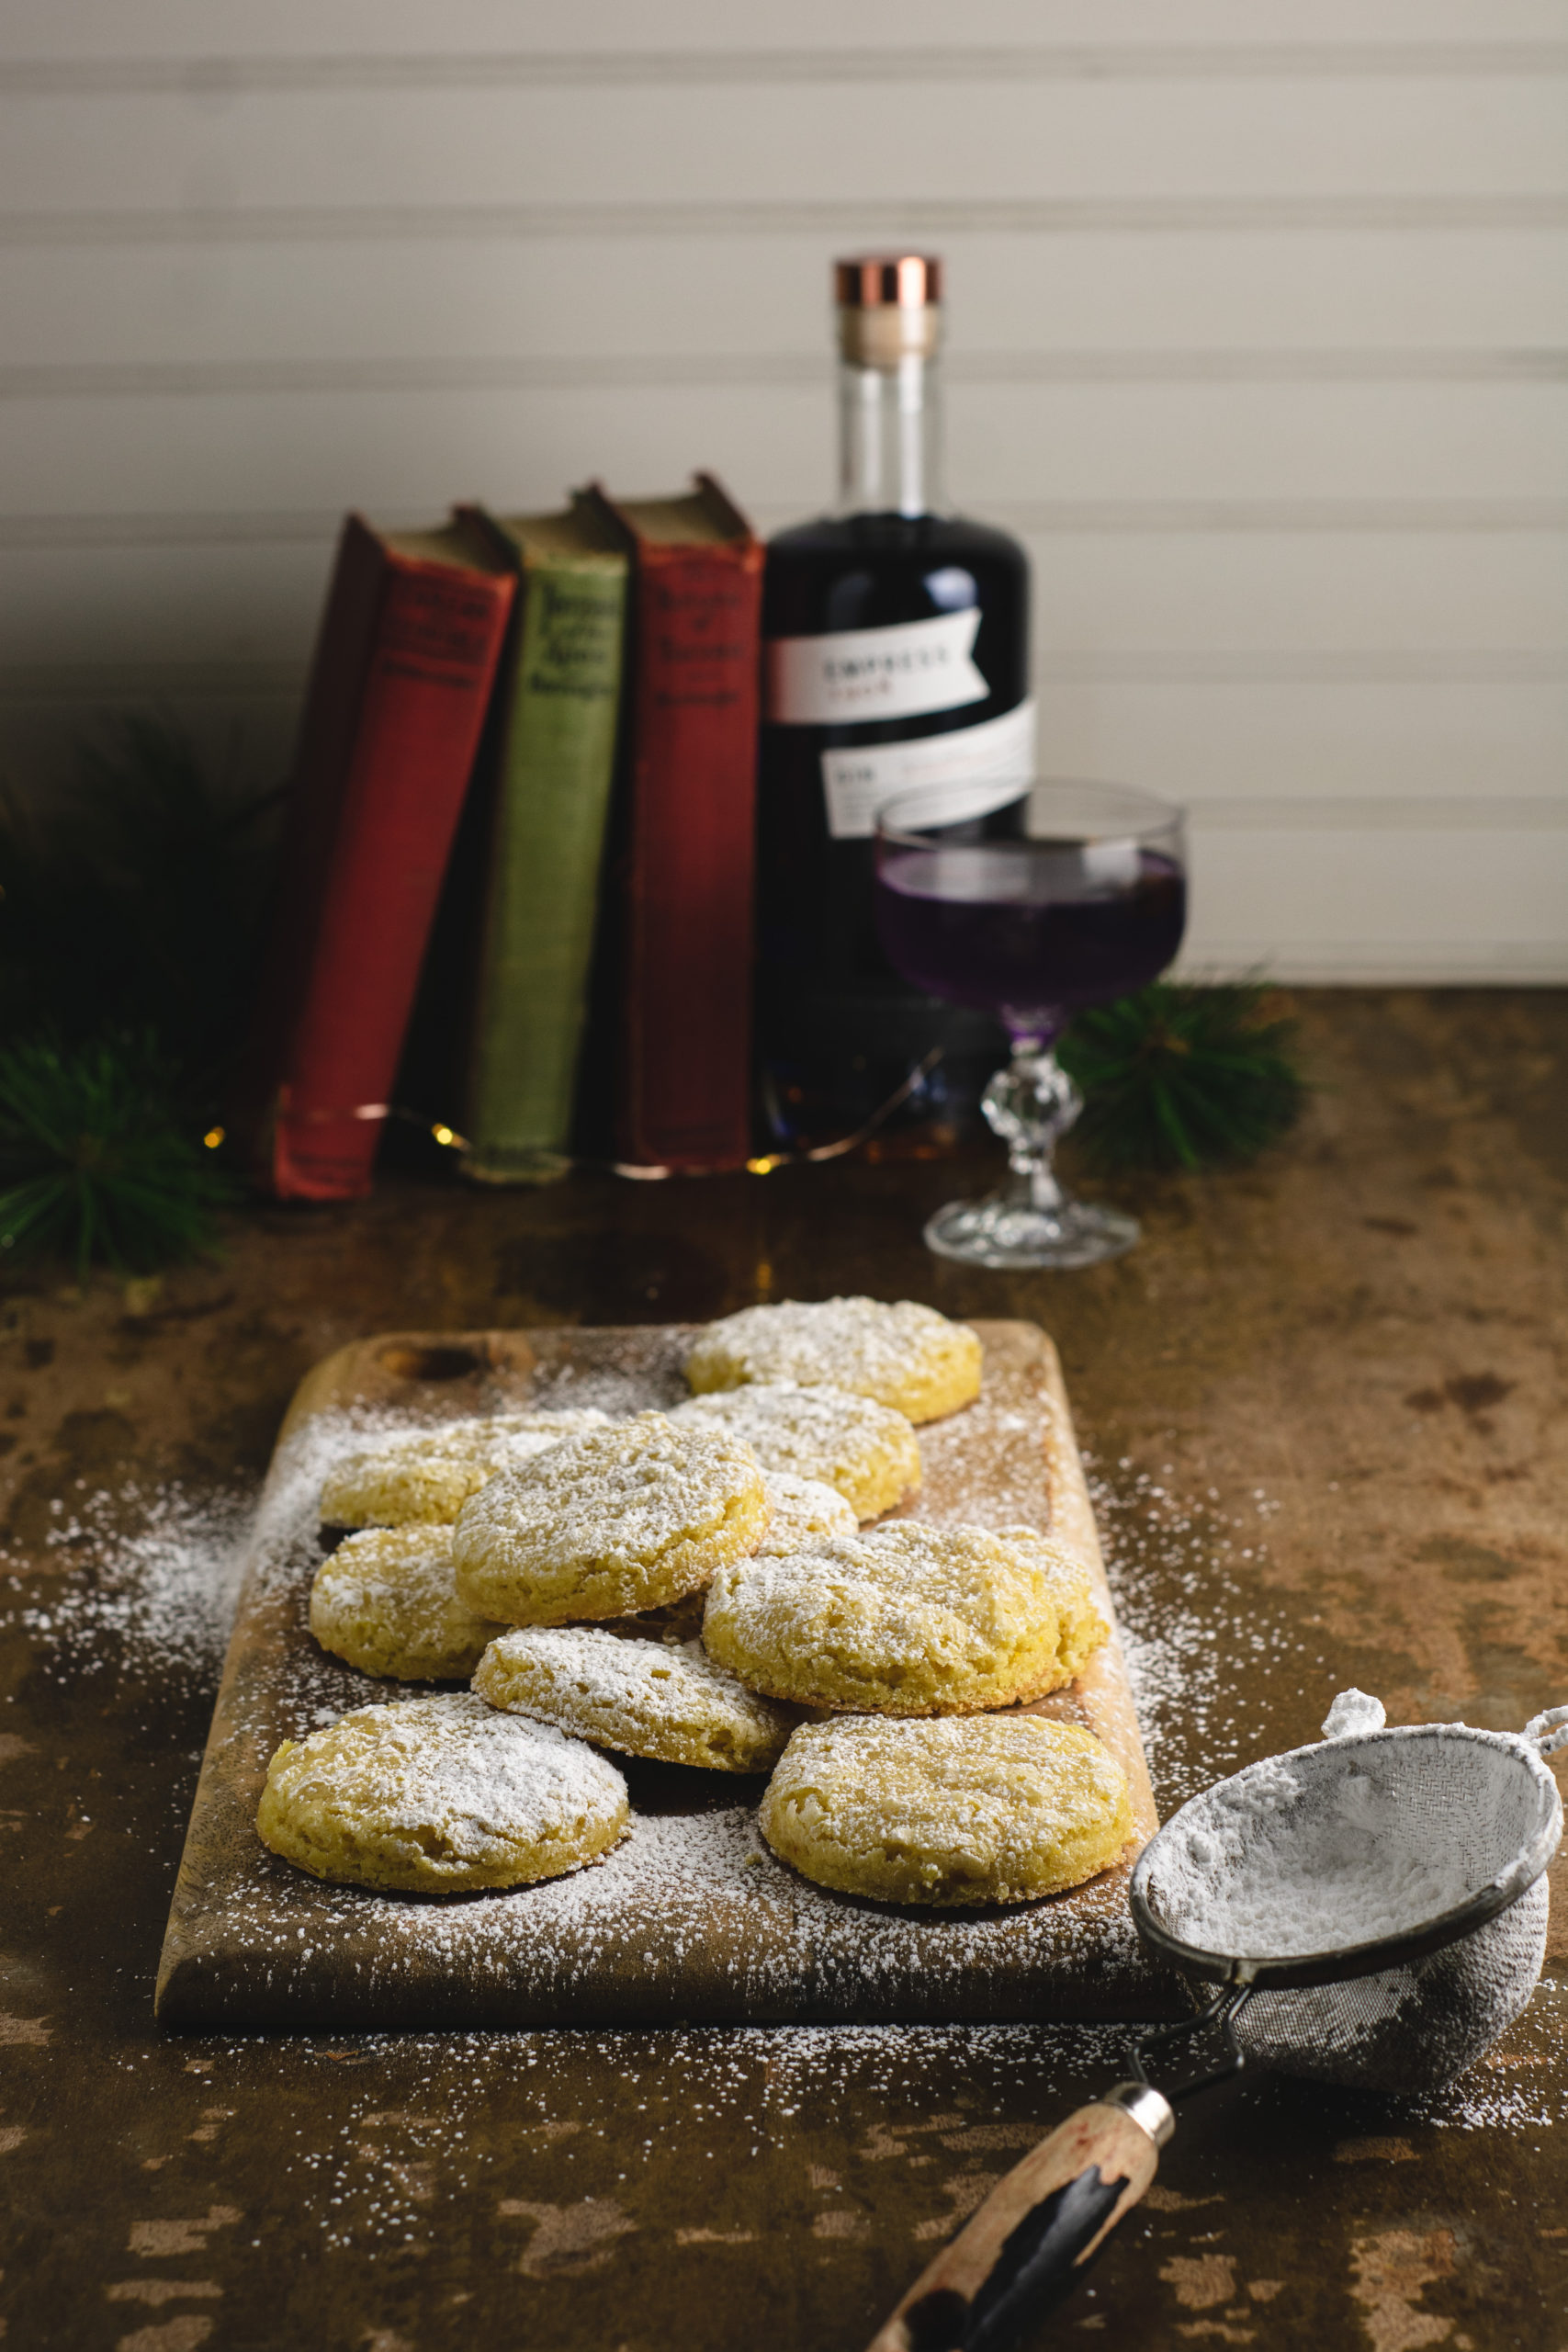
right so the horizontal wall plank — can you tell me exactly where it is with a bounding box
[8,198,1568,248]
[2,1,1565,64]
[2,351,1565,398]
[1027,679,1568,804]
[0,383,1561,512]
[3,81,1566,217]
[6,45,1568,96]
[5,502,1568,549]
[1,234,1564,368]
[1179,824,1568,980]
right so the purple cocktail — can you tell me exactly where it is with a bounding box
[875,842,1186,1042]
[874,784,1188,1268]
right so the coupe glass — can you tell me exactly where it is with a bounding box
[874,780,1188,1270]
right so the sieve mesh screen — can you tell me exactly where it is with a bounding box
[1229,1873,1550,2091]
[1140,1725,1552,1963]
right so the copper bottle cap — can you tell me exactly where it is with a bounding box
[835,254,942,310]
[835,255,942,365]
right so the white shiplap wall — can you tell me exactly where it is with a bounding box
[1,0,1564,979]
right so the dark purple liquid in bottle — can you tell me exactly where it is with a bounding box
[874,844,1186,1041]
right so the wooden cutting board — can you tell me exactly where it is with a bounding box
[155,1319,1176,2028]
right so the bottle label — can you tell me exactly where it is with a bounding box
[766,609,988,726]
[820,698,1036,840]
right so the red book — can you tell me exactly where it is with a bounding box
[242,514,514,1200]
[583,475,763,1172]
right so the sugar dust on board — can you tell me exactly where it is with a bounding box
[874,844,1186,1035]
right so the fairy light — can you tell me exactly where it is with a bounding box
[202,1126,225,1150]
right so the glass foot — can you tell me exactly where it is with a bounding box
[923,1190,1141,1272]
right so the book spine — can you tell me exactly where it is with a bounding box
[269,555,514,1200]
[464,553,627,1181]
[618,541,764,1171]
[233,516,385,1136]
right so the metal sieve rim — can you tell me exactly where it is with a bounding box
[1129,1724,1563,1993]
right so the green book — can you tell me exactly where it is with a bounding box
[458,499,628,1181]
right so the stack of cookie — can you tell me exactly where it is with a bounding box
[257,1297,1134,1911]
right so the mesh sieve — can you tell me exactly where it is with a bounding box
[1129,1700,1566,2094]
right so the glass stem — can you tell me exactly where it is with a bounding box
[981,1042,1082,1215]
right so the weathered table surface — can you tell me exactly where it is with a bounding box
[4,989,1567,2350]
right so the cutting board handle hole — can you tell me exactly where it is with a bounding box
[378,1343,485,1383]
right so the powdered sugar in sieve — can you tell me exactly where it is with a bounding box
[1129,1690,1564,2092]
[1139,1698,1555,1964]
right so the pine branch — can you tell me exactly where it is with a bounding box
[1058,981,1307,1172]
[0,1033,234,1283]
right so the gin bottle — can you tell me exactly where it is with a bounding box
[756,254,1032,1148]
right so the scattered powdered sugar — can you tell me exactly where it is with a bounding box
[6,1477,254,1690]
[1086,1453,1316,1809]
[114,2015,1133,2252]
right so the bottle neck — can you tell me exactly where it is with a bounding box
[834,354,946,519]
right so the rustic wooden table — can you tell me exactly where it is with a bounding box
[4,990,1566,2351]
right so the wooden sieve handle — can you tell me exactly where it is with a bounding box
[864,2085,1172,2352]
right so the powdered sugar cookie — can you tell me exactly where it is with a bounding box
[309,1524,506,1682]
[671,1383,919,1521]
[255,1692,627,1894]
[319,1408,610,1529]
[754,1471,858,1557]
[685,1297,981,1424]
[451,1412,769,1625]
[994,1527,1109,1683]
[474,1625,795,1773]
[760,1714,1133,1906]
[703,1521,1091,1715]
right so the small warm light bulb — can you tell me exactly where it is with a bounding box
[202,1126,225,1150]
[746,1154,784,1176]
[432,1124,457,1148]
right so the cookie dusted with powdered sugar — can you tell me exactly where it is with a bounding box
[671,1383,919,1522]
[685,1297,981,1425]
[754,1471,858,1556]
[255,1693,627,1894]
[703,1521,1090,1716]
[474,1626,796,1773]
[451,1412,769,1625]
[319,1408,610,1529]
[309,1524,506,1682]
[993,1527,1109,1683]
[760,1715,1133,1907]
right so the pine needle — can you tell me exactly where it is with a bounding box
[0,1034,233,1283]
[1058,981,1307,1172]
